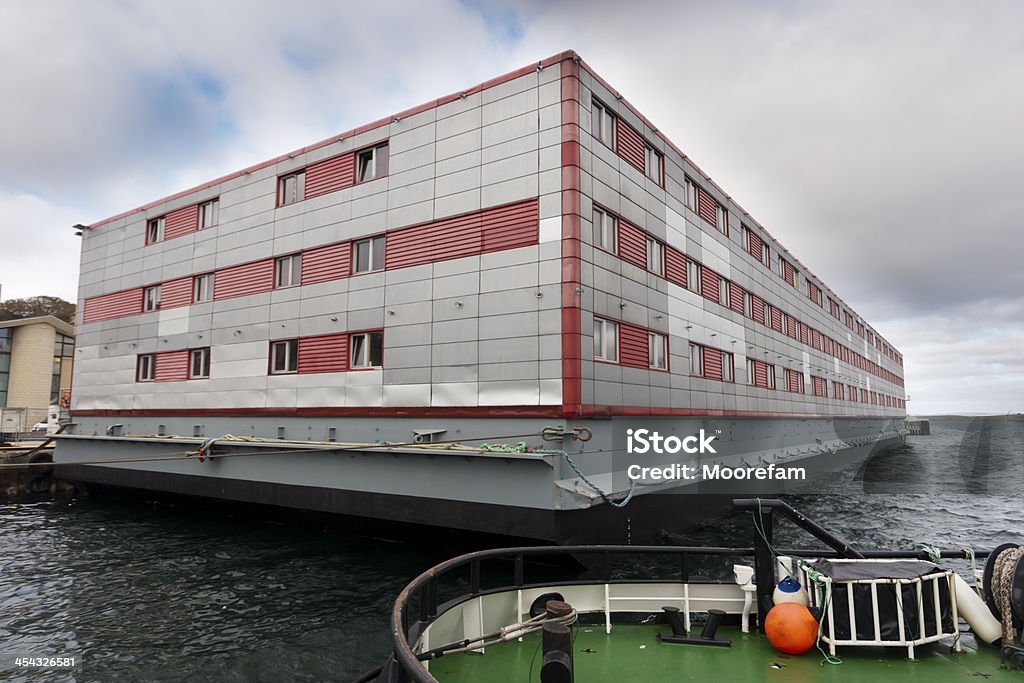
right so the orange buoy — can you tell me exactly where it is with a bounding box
[764,602,819,655]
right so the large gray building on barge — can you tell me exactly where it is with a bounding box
[56,51,907,543]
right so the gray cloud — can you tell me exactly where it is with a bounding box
[1,0,1020,413]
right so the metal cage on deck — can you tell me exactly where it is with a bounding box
[802,559,961,659]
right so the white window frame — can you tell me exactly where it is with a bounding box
[593,318,619,362]
[715,204,729,235]
[137,354,156,382]
[592,99,616,147]
[718,276,729,306]
[593,207,617,253]
[354,235,386,273]
[684,176,698,212]
[722,352,735,382]
[193,273,214,303]
[644,144,662,183]
[189,348,210,379]
[761,242,771,268]
[742,226,750,252]
[767,364,776,390]
[743,290,753,318]
[357,143,389,183]
[278,170,305,206]
[146,217,164,244]
[143,285,161,312]
[689,342,703,376]
[686,259,699,293]
[648,331,667,370]
[270,339,298,374]
[198,198,219,229]
[275,254,302,288]
[646,237,664,276]
[746,358,757,386]
[350,331,384,369]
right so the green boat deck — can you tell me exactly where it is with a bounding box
[428,624,1019,682]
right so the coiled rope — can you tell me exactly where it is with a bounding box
[992,546,1024,645]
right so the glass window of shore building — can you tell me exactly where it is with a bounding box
[0,329,11,406]
[51,333,74,404]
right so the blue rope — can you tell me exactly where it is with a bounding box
[535,449,637,508]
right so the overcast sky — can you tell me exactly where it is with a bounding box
[1,0,1020,414]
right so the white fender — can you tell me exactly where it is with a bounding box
[953,573,1001,644]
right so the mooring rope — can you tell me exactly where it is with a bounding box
[993,546,1024,645]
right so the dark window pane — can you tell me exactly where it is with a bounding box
[369,332,383,367]
[376,144,389,177]
[372,236,385,271]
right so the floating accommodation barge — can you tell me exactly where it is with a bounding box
[56,51,907,543]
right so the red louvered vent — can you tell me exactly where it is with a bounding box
[697,187,718,227]
[618,220,647,269]
[481,198,539,253]
[751,294,766,325]
[787,368,802,393]
[786,314,797,339]
[665,247,687,289]
[770,306,783,332]
[799,322,809,344]
[387,211,481,270]
[747,230,764,262]
[833,383,844,400]
[164,205,199,240]
[812,376,826,397]
[302,242,352,286]
[811,328,822,350]
[305,152,356,200]
[703,347,723,381]
[214,259,276,300]
[615,119,645,173]
[298,333,348,374]
[781,259,795,287]
[619,324,649,369]
[753,360,769,388]
[154,349,189,382]
[700,266,720,303]
[159,277,193,310]
[728,282,744,314]
[808,281,822,305]
[82,289,143,323]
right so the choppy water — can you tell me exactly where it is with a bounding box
[1,416,1022,681]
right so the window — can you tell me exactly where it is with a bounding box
[648,332,667,370]
[350,331,384,368]
[786,368,804,393]
[278,170,305,206]
[270,339,298,374]
[644,144,662,183]
[746,358,756,385]
[722,352,734,382]
[718,276,728,306]
[593,318,618,362]
[686,259,699,293]
[593,207,617,252]
[592,99,615,147]
[275,254,302,288]
[143,285,161,312]
[646,237,664,276]
[743,291,752,318]
[715,204,729,236]
[189,348,210,379]
[767,364,776,390]
[684,176,698,212]
[354,235,386,273]
[357,143,389,182]
[146,217,164,244]
[137,354,156,382]
[689,342,703,376]
[198,198,219,229]
[193,273,214,303]
[761,242,771,268]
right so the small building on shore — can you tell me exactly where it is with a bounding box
[0,316,74,431]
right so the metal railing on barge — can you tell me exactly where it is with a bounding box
[367,499,991,683]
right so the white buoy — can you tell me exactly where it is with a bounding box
[773,575,809,606]
[952,573,1002,644]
